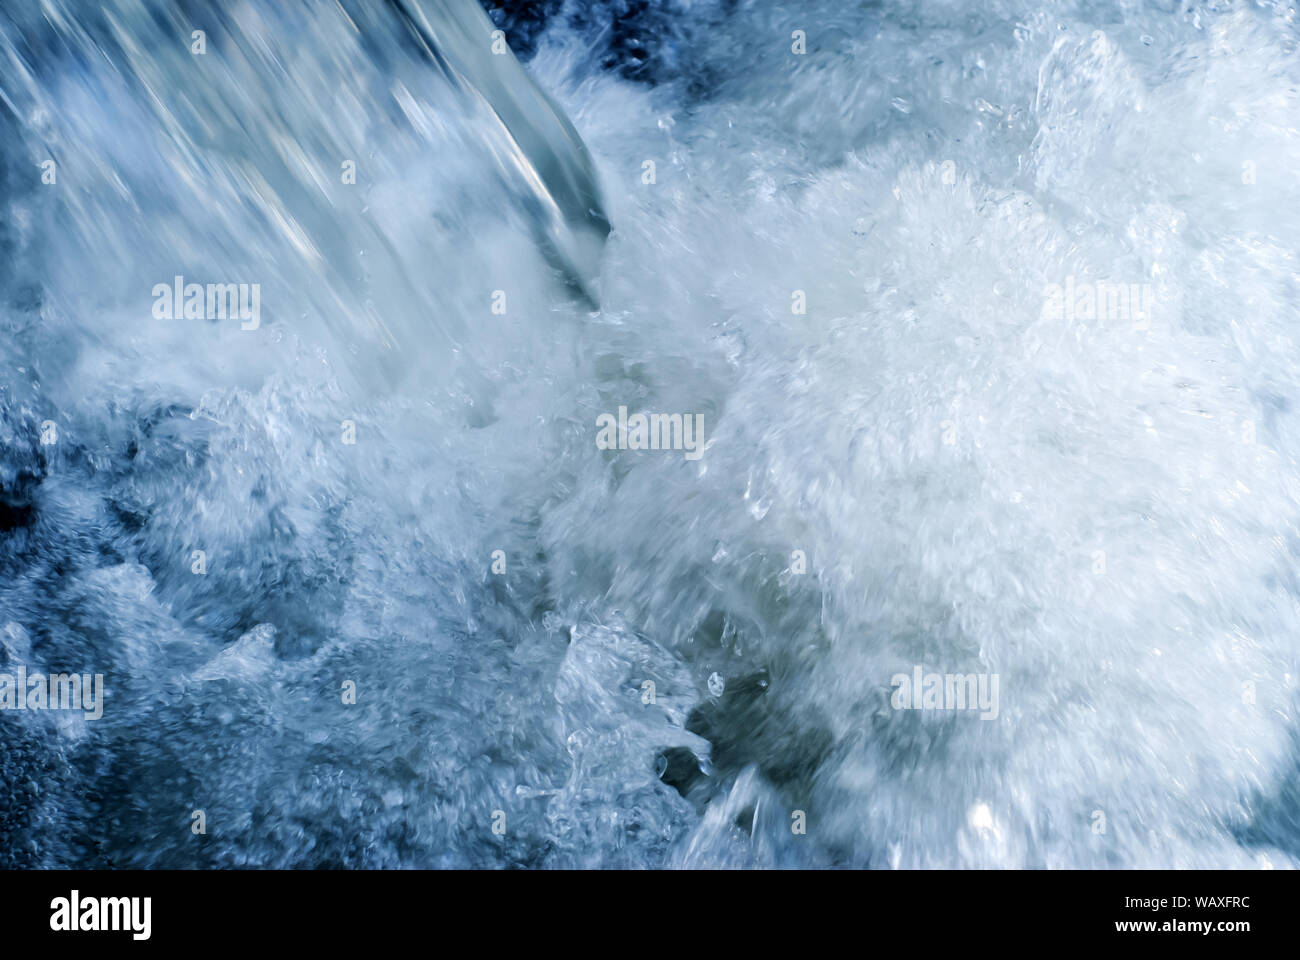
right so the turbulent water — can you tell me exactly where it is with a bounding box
[2,0,1300,868]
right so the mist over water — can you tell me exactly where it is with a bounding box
[2,0,1300,868]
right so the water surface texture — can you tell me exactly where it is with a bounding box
[2,0,1300,868]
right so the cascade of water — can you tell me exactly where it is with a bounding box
[391,0,610,305]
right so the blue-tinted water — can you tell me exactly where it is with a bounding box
[2,0,1300,868]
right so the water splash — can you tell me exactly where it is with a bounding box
[2,0,1300,869]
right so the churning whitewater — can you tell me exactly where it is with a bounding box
[2,0,1300,868]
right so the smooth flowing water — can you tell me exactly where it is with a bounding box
[2,0,1299,868]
